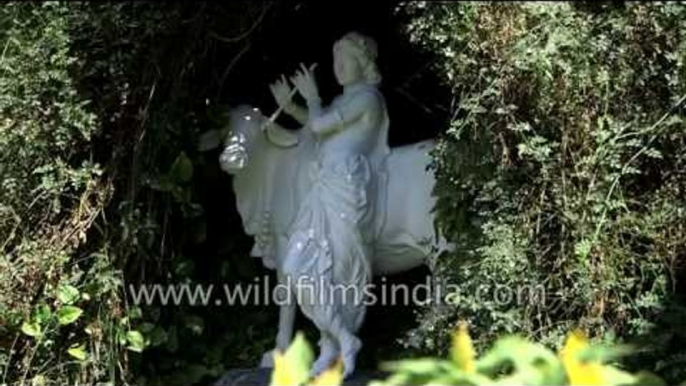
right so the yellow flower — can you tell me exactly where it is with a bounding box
[311,357,344,386]
[270,332,314,386]
[271,351,290,386]
[450,321,476,372]
[560,329,605,386]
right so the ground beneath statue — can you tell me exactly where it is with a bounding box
[213,368,392,386]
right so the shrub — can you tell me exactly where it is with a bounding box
[0,3,116,385]
[1,3,270,385]
[396,2,686,382]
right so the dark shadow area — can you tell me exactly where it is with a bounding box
[217,1,450,145]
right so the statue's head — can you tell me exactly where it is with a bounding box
[333,31,381,86]
[219,105,264,174]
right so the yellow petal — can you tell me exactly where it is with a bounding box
[450,321,475,372]
[270,332,315,386]
[311,357,344,386]
[571,363,606,386]
[560,329,588,361]
[270,350,296,386]
[560,329,605,386]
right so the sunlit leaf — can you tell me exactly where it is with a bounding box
[57,306,83,325]
[31,375,46,386]
[21,321,41,337]
[126,330,146,353]
[67,344,88,361]
[57,284,80,305]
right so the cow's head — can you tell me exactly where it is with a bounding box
[219,105,266,174]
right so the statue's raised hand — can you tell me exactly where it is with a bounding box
[269,75,294,111]
[291,63,320,105]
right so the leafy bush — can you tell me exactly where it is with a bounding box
[0,3,120,385]
[396,2,686,383]
[373,323,667,386]
[1,2,272,385]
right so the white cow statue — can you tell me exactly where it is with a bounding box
[201,103,452,373]
[202,31,454,380]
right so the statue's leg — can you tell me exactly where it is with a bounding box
[260,271,297,368]
[310,331,340,377]
[327,314,362,379]
[276,298,297,351]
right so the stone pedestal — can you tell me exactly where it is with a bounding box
[212,368,390,386]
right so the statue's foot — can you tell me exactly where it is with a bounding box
[340,335,362,379]
[310,348,340,377]
[259,349,275,368]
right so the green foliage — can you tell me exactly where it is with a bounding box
[372,326,666,386]
[3,2,685,385]
[397,2,686,383]
[1,2,273,385]
[269,326,671,386]
[0,3,126,385]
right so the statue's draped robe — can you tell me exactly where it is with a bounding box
[282,84,390,334]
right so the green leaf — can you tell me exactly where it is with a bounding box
[183,314,204,335]
[579,343,635,363]
[129,306,143,320]
[149,326,168,347]
[67,345,88,361]
[166,326,179,353]
[36,304,52,325]
[126,330,146,353]
[379,358,447,375]
[174,259,195,277]
[599,366,639,385]
[149,175,174,192]
[476,336,563,382]
[631,371,667,386]
[57,284,80,305]
[186,364,210,384]
[170,151,193,183]
[138,322,155,334]
[21,321,41,337]
[31,375,46,386]
[574,239,592,260]
[57,306,83,325]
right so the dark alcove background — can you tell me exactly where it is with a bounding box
[220,1,450,145]
[188,1,452,377]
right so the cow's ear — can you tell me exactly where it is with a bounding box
[264,123,299,148]
[197,129,224,151]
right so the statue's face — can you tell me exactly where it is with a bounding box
[219,106,262,174]
[333,41,362,86]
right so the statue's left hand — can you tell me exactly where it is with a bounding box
[291,63,320,105]
[270,75,294,111]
